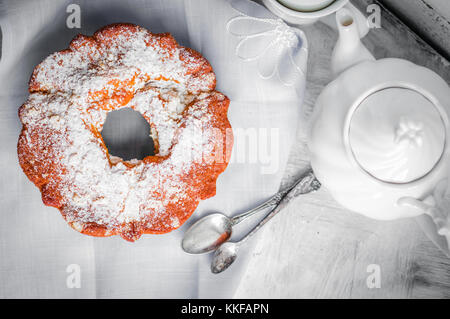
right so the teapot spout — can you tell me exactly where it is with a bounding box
[331,7,375,77]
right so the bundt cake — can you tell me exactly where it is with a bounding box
[17,23,232,241]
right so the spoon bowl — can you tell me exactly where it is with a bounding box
[181,213,233,254]
[211,242,238,274]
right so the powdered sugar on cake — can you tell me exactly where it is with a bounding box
[18,24,231,241]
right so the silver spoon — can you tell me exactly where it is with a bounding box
[211,170,320,274]
[182,182,293,254]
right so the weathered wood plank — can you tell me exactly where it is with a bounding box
[379,0,450,61]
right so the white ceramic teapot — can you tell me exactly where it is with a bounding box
[308,6,450,241]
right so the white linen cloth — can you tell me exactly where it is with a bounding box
[0,0,307,298]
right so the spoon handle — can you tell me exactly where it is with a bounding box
[230,190,287,226]
[237,169,321,246]
[230,170,319,226]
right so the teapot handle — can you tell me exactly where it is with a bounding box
[319,1,369,38]
[398,179,450,256]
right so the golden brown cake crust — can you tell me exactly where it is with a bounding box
[18,23,233,241]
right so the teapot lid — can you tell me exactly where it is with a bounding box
[348,87,446,184]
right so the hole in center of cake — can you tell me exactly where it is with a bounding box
[101,107,155,161]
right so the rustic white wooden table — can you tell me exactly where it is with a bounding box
[235,0,450,298]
